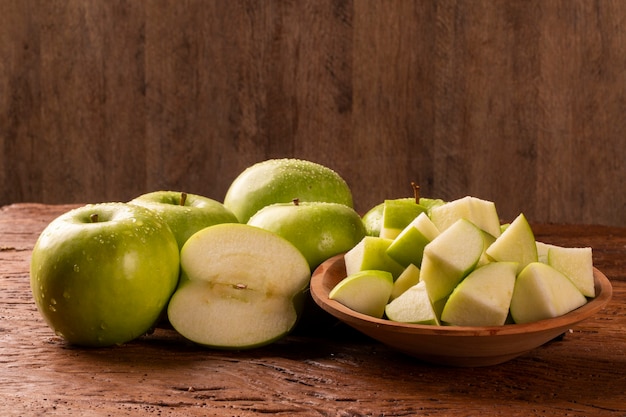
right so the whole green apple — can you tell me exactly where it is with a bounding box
[30,203,180,347]
[130,190,238,249]
[223,158,354,223]
[247,200,366,269]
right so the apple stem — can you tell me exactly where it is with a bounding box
[411,182,420,203]
[180,192,188,206]
[90,213,99,223]
[292,198,300,206]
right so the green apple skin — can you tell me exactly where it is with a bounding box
[547,245,595,298]
[167,223,311,349]
[386,212,440,268]
[440,262,517,327]
[362,202,384,237]
[344,236,406,280]
[419,219,484,302]
[379,198,427,239]
[329,270,394,318]
[30,203,180,347]
[130,190,238,250]
[510,262,587,324]
[485,213,538,273]
[223,158,354,223]
[247,201,366,270]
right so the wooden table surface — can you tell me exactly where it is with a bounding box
[1,203,625,416]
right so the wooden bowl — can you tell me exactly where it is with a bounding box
[310,254,613,367]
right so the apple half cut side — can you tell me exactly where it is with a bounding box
[167,223,311,349]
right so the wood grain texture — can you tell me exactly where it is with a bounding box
[2,203,626,416]
[1,1,625,226]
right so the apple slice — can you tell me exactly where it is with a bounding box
[385,281,439,325]
[509,262,587,324]
[429,196,502,238]
[344,236,405,280]
[379,198,427,239]
[485,213,537,273]
[440,262,517,326]
[167,223,311,349]
[547,245,595,297]
[386,212,440,268]
[329,270,394,318]
[420,219,485,302]
[390,263,421,300]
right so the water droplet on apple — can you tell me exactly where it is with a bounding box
[50,298,57,305]
[99,322,108,330]
[73,264,80,272]
[63,290,70,299]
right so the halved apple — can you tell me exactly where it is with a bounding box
[167,223,311,349]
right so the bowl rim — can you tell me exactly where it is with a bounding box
[310,254,613,337]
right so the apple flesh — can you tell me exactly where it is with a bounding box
[379,198,427,239]
[223,158,354,223]
[167,223,311,349]
[130,190,238,249]
[419,219,485,302]
[247,200,366,270]
[344,236,405,280]
[547,245,595,297]
[509,262,587,324]
[429,196,502,238]
[485,213,537,273]
[390,263,421,301]
[440,262,517,326]
[329,270,394,318]
[30,203,180,347]
[385,281,439,325]
[386,212,440,268]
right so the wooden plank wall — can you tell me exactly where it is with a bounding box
[1,0,625,226]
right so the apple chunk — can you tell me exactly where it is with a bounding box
[547,245,595,297]
[419,219,485,302]
[167,223,311,349]
[485,213,537,273]
[440,262,517,326]
[385,281,439,325]
[329,270,394,318]
[509,262,587,324]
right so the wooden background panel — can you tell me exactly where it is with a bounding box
[1,0,625,226]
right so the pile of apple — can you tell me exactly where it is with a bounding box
[30,159,366,349]
[330,194,596,327]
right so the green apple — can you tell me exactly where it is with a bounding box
[419,219,485,302]
[386,212,440,268]
[329,270,394,318]
[419,197,446,214]
[223,158,354,223]
[344,236,405,280]
[429,196,502,238]
[247,200,366,270]
[440,262,517,326]
[130,190,238,250]
[379,198,427,239]
[385,281,439,325]
[167,223,310,349]
[30,203,180,347]
[362,202,384,237]
[390,263,421,300]
[485,213,537,273]
[510,262,587,324]
[547,245,595,297]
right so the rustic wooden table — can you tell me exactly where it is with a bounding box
[1,204,625,416]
